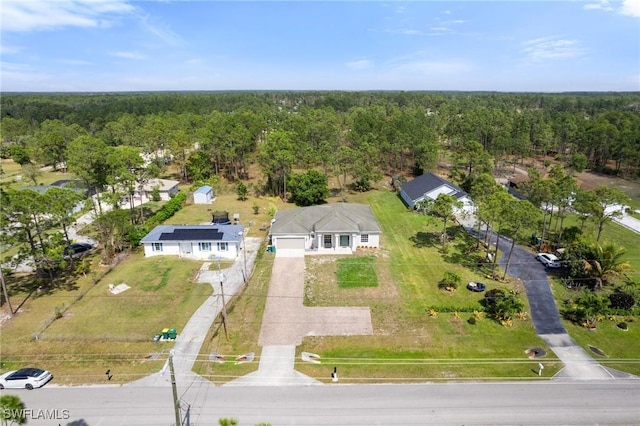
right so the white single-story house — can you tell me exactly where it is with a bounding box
[399,172,475,215]
[268,203,381,257]
[134,178,180,201]
[140,224,244,260]
[193,185,215,204]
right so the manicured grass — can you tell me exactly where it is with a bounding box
[0,252,210,385]
[562,319,640,376]
[336,256,378,288]
[0,159,77,187]
[167,192,284,239]
[297,190,557,382]
[297,317,562,383]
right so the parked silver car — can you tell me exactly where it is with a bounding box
[536,253,561,268]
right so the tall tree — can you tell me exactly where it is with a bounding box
[258,130,296,199]
[30,119,82,171]
[66,135,111,214]
[590,185,630,242]
[502,199,541,280]
[45,187,85,245]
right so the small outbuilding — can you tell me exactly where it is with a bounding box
[193,185,215,204]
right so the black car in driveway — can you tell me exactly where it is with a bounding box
[64,243,93,259]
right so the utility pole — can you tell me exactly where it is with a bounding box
[219,272,229,341]
[0,268,14,318]
[239,230,247,284]
[168,351,182,426]
[214,257,230,340]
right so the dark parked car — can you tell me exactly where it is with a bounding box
[0,368,53,390]
[64,243,93,259]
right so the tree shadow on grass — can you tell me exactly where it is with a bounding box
[410,231,441,248]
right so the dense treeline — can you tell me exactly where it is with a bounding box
[2,91,640,197]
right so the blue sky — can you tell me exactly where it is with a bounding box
[1,0,639,92]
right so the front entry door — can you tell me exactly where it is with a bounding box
[339,234,350,248]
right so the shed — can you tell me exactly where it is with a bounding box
[194,185,214,204]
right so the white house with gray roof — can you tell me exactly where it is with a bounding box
[399,172,474,214]
[268,203,381,257]
[140,224,244,260]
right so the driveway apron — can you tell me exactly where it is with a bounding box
[464,222,636,381]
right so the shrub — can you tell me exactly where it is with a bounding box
[439,271,461,292]
[609,292,635,311]
[482,288,505,308]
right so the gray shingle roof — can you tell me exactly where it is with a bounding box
[400,172,468,202]
[269,203,381,236]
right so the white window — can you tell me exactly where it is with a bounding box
[361,234,369,243]
[199,242,212,251]
[152,243,163,252]
[217,242,228,251]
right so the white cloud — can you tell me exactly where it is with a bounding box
[584,0,614,12]
[0,43,22,55]
[584,0,640,17]
[346,60,373,70]
[522,37,588,61]
[621,0,640,17]
[0,0,135,32]
[139,14,183,46]
[109,51,147,60]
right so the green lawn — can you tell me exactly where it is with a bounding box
[296,190,560,382]
[337,257,378,288]
[0,252,210,385]
[3,184,638,385]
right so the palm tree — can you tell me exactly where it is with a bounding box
[583,242,632,289]
[0,394,27,426]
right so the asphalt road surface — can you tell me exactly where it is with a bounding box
[5,381,639,425]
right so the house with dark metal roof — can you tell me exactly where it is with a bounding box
[399,172,475,214]
[268,203,381,257]
[140,224,244,260]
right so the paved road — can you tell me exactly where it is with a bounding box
[6,381,639,425]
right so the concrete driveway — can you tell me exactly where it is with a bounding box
[227,256,373,386]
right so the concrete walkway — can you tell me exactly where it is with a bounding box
[129,236,262,389]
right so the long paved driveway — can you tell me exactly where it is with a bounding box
[474,227,634,380]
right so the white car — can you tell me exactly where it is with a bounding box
[0,368,53,390]
[536,253,561,268]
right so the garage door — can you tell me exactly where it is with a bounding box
[276,237,305,258]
